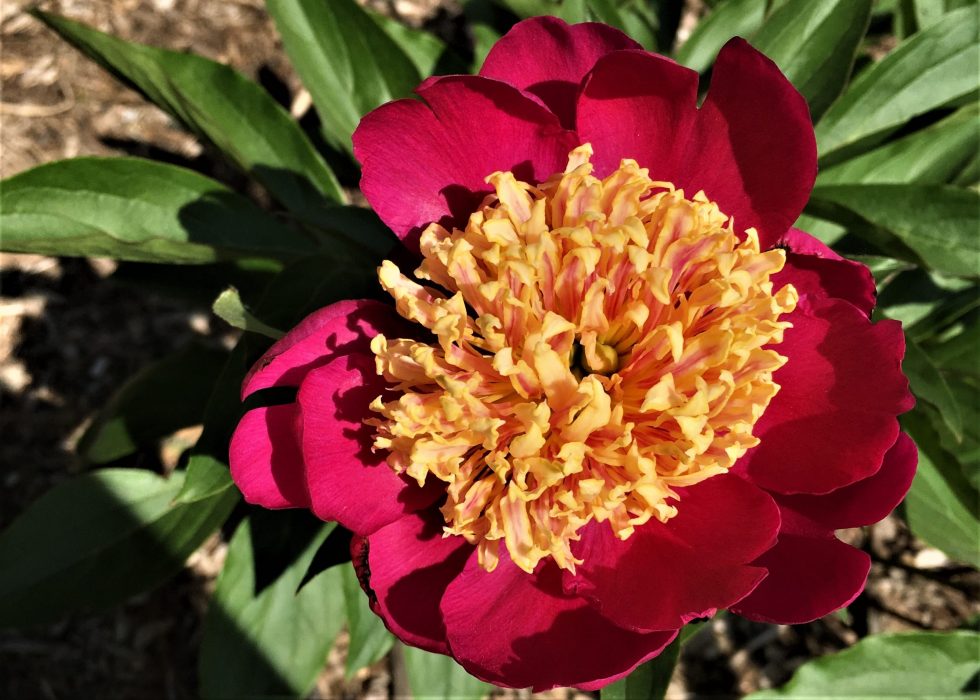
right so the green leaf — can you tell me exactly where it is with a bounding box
[913,0,975,31]
[601,637,680,700]
[903,409,980,568]
[675,0,767,74]
[492,0,556,17]
[749,631,980,698]
[0,468,237,628]
[818,105,980,186]
[342,565,394,677]
[212,287,285,340]
[749,0,872,120]
[807,184,980,278]
[76,343,228,464]
[930,321,980,378]
[401,644,491,700]
[175,454,236,504]
[903,336,964,441]
[369,11,448,78]
[267,0,422,154]
[0,157,315,264]
[815,7,980,162]
[199,519,346,698]
[32,10,346,213]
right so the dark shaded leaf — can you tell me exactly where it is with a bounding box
[77,343,229,464]
[0,469,237,628]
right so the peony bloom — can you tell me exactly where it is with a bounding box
[229,17,915,690]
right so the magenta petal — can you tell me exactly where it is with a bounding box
[229,403,309,509]
[242,299,405,399]
[354,75,578,250]
[440,549,677,692]
[578,40,815,247]
[776,228,877,315]
[730,533,871,624]
[362,512,472,655]
[480,16,640,128]
[566,474,779,632]
[743,297,914,495]
[776,432,918,531]
[297,352,441,535]
[577,48,699,178]
[684,38,816,247]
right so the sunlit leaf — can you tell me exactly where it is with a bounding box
[32,10,346,212]
[0,158,315,264]
[675,0,767,73]
[267,0,422,154]
[808,184,980,278]
[199,518,345,698]
[815,7,979,162]
[749,631,980,697]
[750,0,872,120]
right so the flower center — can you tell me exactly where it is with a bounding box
[369,144,797,574]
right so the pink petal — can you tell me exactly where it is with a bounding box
[775,432,918,532]
[296,352,441,535]
[480,16,640,128]
[729,533,871,624]
[776,228,876,315]
[229,403,309,509]
[440,549,677,691]
[576,49,699,180]
[742,297,914,495]
[565,474,779,632]
[360,511,472,655]
[353,75,578,251]
[732,435,916,624]
[242,299,406,399]
[578,39,815,248]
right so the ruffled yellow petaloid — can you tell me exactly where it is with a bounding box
[369,144,797,574]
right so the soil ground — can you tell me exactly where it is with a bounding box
[1,1,977,698]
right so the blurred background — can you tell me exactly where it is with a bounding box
[1,0,977,697]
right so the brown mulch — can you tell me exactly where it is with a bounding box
[1,1,977,698]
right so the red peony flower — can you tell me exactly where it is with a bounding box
[229,17,916,690]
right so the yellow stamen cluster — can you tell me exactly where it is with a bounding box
[369,144,797,574]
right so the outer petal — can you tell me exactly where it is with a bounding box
[732,434,916,624]
[578,39,816,247]
[776,432,918,531]
[730,532,871,624]
[297,353,441,535]
[440,549,677,691]
[742,297,914,495]
[353,75,578,250]
[776,228,876,315]
[358,511,472,655]
[229,404,309,509]
[576,49,699,183]
[480,16,640,128]
[565,474,779,632]
[242,299,403,398]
